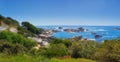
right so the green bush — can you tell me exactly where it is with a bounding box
[62,39,72,48]
[21,21,41,34]
[95,39,120,62]
[50,38,63,44]
[1,17,20,27]
[0,31,37,49]
[17,26,34,37]
[0,40,26,55]
[42,44,69,58]
[29,47,47,56]
[71,41,100,59]
[50,38,72,48]
[0,15,5,21]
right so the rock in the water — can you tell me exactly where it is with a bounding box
[95,35,102,38]
[115,28,120,30]
[78,27,85,32]
[58,27,63,29]
[91,32,97,35]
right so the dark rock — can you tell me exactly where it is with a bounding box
[78,27,85,32]
[95,35,102,38]
[115,28,120,30]
[52,30,60,32]
[58,27,63,29]
[73,36,82,40]
[64,29,76,33]
[63,27,87,33]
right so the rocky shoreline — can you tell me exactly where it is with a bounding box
[30,27,100,47]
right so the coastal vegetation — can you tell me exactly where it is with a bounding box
[21,21,43,35]
[0,55,96,62]
[0,15,120,62]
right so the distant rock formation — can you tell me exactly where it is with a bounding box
[64,27,88,33]
[78,27,85,32]
[64,29,78,33]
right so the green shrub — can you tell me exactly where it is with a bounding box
[1,17,20,27]
[0,31,37,49]
[95,39,120,62]
[21,21,41,34]
[42,44,69,58]
[50,38,72,48]
[71,41,100,59]
[62,39,72,48]
[0,40,26,55]
[0,15,5,21]
[17,26,34,37]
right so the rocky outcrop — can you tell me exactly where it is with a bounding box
[28,37,50,47]
[70,35,83,41]
[78,27,85,32]
[0,21,8,31]
[64,29,78,33]
[58,27,63,29]
[9,27,18,33]
[64,27,88,33]
[0,20,18,33]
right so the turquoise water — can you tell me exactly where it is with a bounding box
[38,26,120,42]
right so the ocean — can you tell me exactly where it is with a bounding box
[38,26,120,42]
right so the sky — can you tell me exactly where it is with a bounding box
[0,0,120,26]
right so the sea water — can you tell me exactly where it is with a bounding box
[38,26,120,42]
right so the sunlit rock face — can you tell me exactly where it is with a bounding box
[0,26,8,31]
[0,21,8,31]
[9,27,18,33]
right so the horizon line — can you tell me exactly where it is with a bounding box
[36,25,120,26]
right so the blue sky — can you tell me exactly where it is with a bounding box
[0,0,120,26]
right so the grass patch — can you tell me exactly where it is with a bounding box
[50,58,96,62]
[0,55,96,62]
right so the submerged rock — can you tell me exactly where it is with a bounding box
[91,32,97,35]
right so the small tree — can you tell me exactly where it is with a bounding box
[21,21,40,34]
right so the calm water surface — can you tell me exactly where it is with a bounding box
[38,26,120,42]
